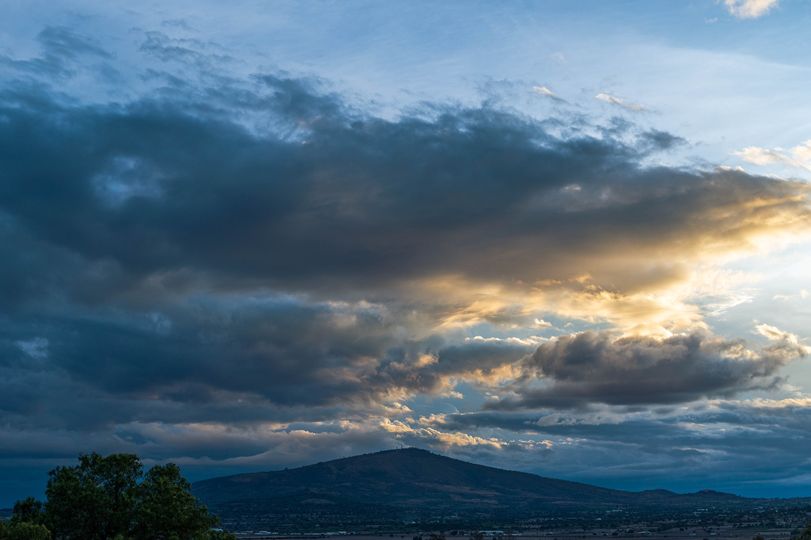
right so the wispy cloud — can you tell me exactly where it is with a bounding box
[532,85,556,97]
[722,0,779,19]
[734,139,811,171]
[532,84,566,102]
[595,92,647,112]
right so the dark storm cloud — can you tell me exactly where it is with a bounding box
[0,74,808,310]
[2,32,811,490]
[0,63,807,428]
[0,298,530,431]
[487,330,807,409]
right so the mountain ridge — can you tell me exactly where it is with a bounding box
[194,447,739,497]
[192,447,758,530]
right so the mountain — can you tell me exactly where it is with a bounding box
[193,448,761,530]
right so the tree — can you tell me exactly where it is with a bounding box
[12,452,235,539]
[131,463,217,540]
[0,520,51,540]
[45,452,142,539]
[10,496,45,526]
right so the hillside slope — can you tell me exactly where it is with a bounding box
[193,448,751,529]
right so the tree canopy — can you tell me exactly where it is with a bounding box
[6,453,234,540]
[132,464,218,539]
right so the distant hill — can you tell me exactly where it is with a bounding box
[193,448,772,530]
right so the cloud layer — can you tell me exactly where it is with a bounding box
[0,20,810,504]
[489,328,807,409]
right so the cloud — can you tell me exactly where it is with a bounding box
[1,23,811,499]
[531,85,565,102]
[139,31,233,68]
[429,397,811,494]
[773,289,809,301]
[0,297,538,431]
[595,92,647,112]
[0,78,807,319]
[532,85,555,97]
[0,65,808,427]
[734,140,811,171]
[487,327,807,409]
[1,26,112,80]
[380,418,504,449]
[722,0,779,19]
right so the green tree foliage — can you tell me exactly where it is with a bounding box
[45,453,141,539]
[10,496,45,526]
[131,464,217,540]
[0,520,51,540]
[11,452,234,540]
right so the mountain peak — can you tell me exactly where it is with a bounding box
[192,449,750,531]
[365,446,435,457]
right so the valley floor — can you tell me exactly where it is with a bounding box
[231,528,798,540]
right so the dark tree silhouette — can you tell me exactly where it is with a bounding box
[0,520,51,540]
[46,453,141,539]
[10,452,234,540]
[10,496,44,526]
[131,463,218,540]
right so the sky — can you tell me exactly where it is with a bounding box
[1,0,811,505]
